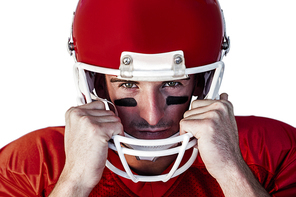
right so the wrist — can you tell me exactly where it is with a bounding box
[215,159,269,197]
[49,166,95,197]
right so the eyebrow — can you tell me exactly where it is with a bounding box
[110,78,139,84]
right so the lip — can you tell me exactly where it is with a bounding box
[132,129,173,139]
[137,127,169,133]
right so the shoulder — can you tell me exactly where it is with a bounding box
[0,126,65,162]
[0,127,66,196]
[236,116,295,133]
[236,116,296,194]
[235,116,296,149]
[236,116,296,188]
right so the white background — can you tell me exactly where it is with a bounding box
[0,1,295,148]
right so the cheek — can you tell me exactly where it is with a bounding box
[167,104,189,117]
[116,106,138,127]
[114,95,191,128]
[172,97,192,117]
[115,96,191,118]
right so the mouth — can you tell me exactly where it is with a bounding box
[127,119,176,139]
[127,128,176,140]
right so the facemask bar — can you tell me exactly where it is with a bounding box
[107,133,198,182]
[123,132,180,161]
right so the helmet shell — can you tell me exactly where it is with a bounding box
[73,0,224,70]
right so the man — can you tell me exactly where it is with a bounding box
[1,0,296,196]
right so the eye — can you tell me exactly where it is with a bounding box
[121,82,137,89]
[164,81,180,87]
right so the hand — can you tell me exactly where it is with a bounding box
[51,100,123,196]
[180,93,239,180]
[180,93,269,196]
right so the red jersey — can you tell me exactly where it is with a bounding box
[1,116,296,196]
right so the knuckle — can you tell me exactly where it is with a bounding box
[93,100,106,109]
[179,118,186,127]
[105,110,117,117]
[70,108,85,119]
[79,115,93,125]
[211,101,228,113]
[208,110,220,119]
[226,100,234,110]
[98,122,123,138]
[114,116,122,123]
[115,123,124,133]
[66,107,81,119]
[65,106,75,116]
[180,118,197,131]
[203,118,217,133]
[183,110,190,118]
[191,100,199,108]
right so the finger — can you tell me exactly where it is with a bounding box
[65,107,114,122]
[191,93,229,109]
[185,100,232,119]
[84,109,116,117]
[94,121,124,138]
[179,118,209,138]
[91,115,122,124]
[184,109,217,120]
[191,99,216,109]
[71,115,124,139]
[220,93,228,101]
[185,99,217,118]
[79,100,106,110]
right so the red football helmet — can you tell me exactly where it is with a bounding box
[68,0,230,182]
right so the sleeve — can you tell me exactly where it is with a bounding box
[269,123,296,196]
[237,116,296,196]
[0,127,65,197]
[271,155,296,196]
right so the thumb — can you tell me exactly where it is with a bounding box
[220,93,228,101]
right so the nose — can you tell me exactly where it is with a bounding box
[138,88,165,126]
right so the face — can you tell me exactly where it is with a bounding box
[105,75,196,140]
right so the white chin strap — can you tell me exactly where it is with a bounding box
[107,133,198,183]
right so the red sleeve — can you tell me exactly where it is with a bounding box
[236,116,296,196]
[0,127,65,197]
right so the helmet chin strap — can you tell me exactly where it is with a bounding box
[124,132,180,162]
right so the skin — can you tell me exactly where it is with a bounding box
[49,75,270,196]
[105,75,195,175]
[181,94,269,196]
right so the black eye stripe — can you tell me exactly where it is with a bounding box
[166,96,189,105]
[114,98,137,107]
[114,96,188,107]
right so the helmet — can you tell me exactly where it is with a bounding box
[68,0,230,182]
